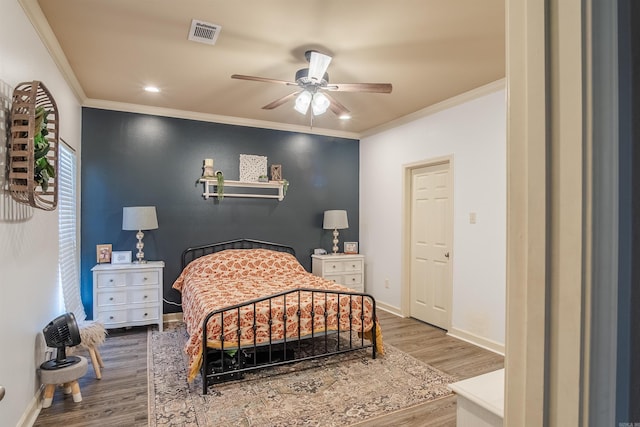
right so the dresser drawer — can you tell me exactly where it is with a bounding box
[96,272,127,288]
[129,287,159,304]
[324,260,345,273]
[342,273,362,287]
[130,306,160,322]
[324,273,362,290]
[129,270,160,286]
[323,274,343,284]
[97,290,126,306]
[343,260,362,272]
[97,309,128,325]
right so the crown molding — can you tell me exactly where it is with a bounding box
[83,98,361,140]
[360,78,506,138]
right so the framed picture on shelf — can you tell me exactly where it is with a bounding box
[96,244,112,264]
[111,251,132,264]
[344,242,358,254]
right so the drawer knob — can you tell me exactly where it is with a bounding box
[144,295,148,299]
[143,277,148,281]
[352,264,356,268]
[332,265,336,269]
[352,277,356,282]
[144,313,148,317]
[109,297,114,301]
[109,279,113,283]
[109,316,114,320]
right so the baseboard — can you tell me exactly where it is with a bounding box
[375,301,403,317]
[163,312,183,324]
[17,385,43,427]
[447,327,505,356]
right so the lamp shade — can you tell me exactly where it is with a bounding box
[122,206,158,231]
[311,92,330,116]
[323,210,348,230]
[294,91,312,115]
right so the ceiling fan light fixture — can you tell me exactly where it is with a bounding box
[311,92,330,116]
[294,90,312,114]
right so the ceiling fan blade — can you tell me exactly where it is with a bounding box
[326,83,393,93]
[231,74,297,86]
[323,93,351,117]
[308,51,332,82]
[262,91,302,110]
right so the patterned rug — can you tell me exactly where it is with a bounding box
[148,323,456,426]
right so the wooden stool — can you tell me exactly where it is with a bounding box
[76,321,107,379]
[39,356,88,408]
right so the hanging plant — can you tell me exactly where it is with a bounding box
[215,170,224,200]
[33,106,55,192]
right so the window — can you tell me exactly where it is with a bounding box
[58,141,86,321]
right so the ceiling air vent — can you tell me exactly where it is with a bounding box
[188,19,222,45]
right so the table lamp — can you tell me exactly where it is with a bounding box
[122,206,158,263]
[323,210,349,255]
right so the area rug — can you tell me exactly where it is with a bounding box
[148,323,456,426]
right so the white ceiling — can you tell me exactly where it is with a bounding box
[25,0,505,138]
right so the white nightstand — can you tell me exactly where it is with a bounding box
[91,261,164,331]
[311,254,365,292]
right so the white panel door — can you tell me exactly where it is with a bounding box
[409,162,452,329]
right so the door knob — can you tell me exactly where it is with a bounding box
[0,385,5,401]
[444,252,450,258]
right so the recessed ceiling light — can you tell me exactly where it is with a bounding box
[339,114,351,120]
[144,86,160,93]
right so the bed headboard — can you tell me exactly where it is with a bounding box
[181,239,296,270]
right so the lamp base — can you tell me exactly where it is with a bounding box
[135,230,146,263]
[332,229,340,254]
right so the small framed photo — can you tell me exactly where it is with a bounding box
[111,251,132,264]
[96,244,112,264]
[344,242,358,254]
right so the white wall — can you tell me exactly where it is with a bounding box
[360,84,506,347]
[0,0,81,425]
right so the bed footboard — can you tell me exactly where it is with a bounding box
[200,288,377,395]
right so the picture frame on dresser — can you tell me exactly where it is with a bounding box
[96,244,112,263]
[111,251,132,264]
[344,242,358,254]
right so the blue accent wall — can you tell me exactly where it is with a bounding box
[80,108,359,316]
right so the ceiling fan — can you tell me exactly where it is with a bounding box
[231,50,392,119]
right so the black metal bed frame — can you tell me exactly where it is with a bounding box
[181,239,378,395]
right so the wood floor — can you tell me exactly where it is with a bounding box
[33,326,149,427]
[33,311,503,427]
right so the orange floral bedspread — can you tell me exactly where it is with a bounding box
[172,249,380,381]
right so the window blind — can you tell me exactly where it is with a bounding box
[58,142,86,321]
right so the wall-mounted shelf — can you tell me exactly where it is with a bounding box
[199,178,286,201]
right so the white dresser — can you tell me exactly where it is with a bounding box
[311,254,365,292]
[92,261,164,331]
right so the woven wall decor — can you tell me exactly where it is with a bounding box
[8,81,59,210]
